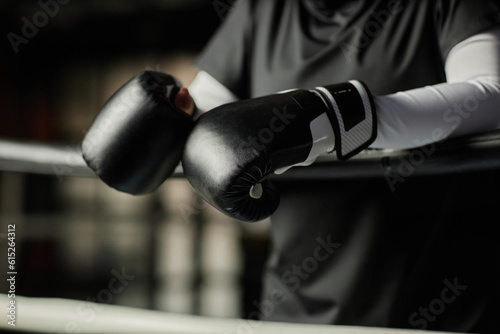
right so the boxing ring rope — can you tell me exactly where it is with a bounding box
[2,129,500,179]
[0,139,95,178]
[0,294,461,334]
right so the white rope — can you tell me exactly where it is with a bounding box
[1,294,463,334]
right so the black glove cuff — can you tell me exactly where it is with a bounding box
[313,80,377,160]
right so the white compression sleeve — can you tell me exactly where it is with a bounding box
[188,70,240,114]
[372,27,500,150]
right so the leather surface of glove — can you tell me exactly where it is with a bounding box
[82,71,193,195]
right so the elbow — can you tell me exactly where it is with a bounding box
[450,77,500,137]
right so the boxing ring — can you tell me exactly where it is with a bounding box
[2,131,499,334]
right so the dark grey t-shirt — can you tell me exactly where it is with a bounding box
[195,1,500,332]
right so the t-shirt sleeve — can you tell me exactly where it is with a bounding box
[436,0,500,58]
[195,0,253,99]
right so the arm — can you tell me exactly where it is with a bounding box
[187,27,500,152]
[181,29,500,222]
[371,26,500,149]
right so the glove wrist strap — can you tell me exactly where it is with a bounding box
[313,80,377,160]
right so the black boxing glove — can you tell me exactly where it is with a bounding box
[82,71,193,194]
[182,80,377,222]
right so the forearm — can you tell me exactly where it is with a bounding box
[372,27,500,150]
[373,78,500,149]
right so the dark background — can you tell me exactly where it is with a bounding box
[0,0,270,320]
[0,0,220,141]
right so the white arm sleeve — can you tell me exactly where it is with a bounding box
[188,70,240,114]
[372,27,500,150]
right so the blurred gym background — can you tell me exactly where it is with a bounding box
[0,0,271,319]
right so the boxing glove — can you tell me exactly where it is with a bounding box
[82,71,194,195]
[182,81,377,222]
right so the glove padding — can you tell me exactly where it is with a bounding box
[82,71,193,195]
[182,81,377,222]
